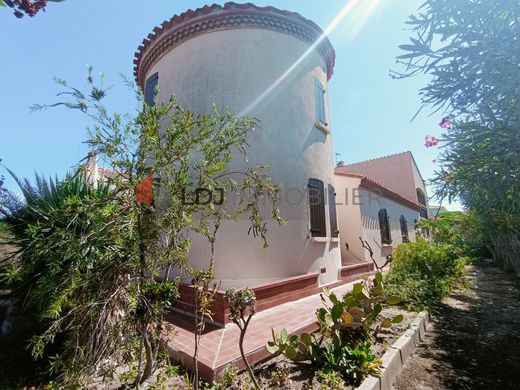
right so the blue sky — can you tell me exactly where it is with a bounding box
[0,0,459,210]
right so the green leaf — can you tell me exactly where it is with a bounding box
[285,345,297,360]
[392,314,404,324]
[386,295,401,305]
[357,287,370,300]
[317,308,327,323]
[352,283,363,296]
[329,292,339,305]
[297,341,308,355]
[331,303,344,322]
[266,341,279,354]
[381,318,392,328]
[300,332,312,347]
[373,303,382,316]
[280,328,288,343]
[375,272,383,282]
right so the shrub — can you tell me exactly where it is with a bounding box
[315,369,346,389]
[266,273,402,386]
[384,238,468,311]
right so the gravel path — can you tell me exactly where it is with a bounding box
[394,261,520,390]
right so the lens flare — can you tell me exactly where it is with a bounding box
[346,0,382,41]
[239,0,362,116]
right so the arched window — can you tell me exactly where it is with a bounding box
[378,208,391,245]
[416,188,426,206]
[416,188,428,218]
[144,72,159,107]
[400,215,409,243]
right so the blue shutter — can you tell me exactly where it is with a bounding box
[315,79,326,125]
[144,73,159,107]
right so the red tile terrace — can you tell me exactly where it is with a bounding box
[165,261,373,381]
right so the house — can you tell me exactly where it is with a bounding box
[133,2,361,324]
[334,152,428,268]
[337,151,429,218]
[127,2,432,380]
[84,155,121,186]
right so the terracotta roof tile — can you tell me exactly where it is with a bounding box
[334,170,422,211]
[133,2,336,89]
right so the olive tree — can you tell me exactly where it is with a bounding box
[1,71,283,385]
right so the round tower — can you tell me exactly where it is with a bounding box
[134,2,341,288]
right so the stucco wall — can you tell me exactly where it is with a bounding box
[358,187,419,267]
[147,28,341,288]
[335,174,365,264]
[335,174,420,268]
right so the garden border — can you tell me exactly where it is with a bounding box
[358,311,430,390]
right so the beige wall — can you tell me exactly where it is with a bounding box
[358,188,419,267]
[148,28,341,288]
[334,175,365,264]
[335,174,420,268]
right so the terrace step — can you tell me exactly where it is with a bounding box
[340,262,374,282]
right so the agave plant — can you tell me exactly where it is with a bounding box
[1,171,114,302]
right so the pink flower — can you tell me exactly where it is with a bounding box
[439,117,452,129]
[432,159,437,164]
[424,135,439,148]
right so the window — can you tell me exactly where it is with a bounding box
[328,184,339,238]
[378,208,391,245]
[144,72,159,107]
[308,179,326,237]
[315,79,327,126]
[416,188,428,219]
[416,188,426,206]
[400,215,409,243]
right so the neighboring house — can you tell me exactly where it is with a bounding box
[334,152,426,268]
[84,155,121,186]
[428,205,449,219]
[337,151,429,219]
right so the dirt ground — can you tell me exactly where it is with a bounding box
[394,260,520,390]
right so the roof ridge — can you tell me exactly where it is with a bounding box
[344,151,411,167]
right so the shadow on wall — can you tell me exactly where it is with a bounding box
[300,126,328,155]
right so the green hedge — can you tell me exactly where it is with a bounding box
[384,238,469,311]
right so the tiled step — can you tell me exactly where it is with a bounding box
[164,279,361,382]
[172,272,320,325]
[340,262,374,282]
